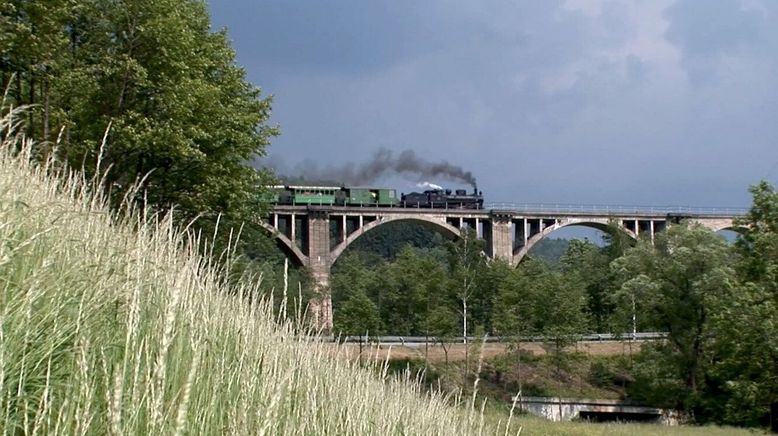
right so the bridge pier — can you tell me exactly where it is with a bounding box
[306,209,333,330]
[489,211,515,262]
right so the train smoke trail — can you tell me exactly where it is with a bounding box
[287,148,477,188]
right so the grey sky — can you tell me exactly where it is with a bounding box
[208,0,778,207]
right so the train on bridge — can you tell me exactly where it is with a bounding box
[271,185,484,209]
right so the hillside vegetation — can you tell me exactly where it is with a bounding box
[0,122,508,434]
[1,118,769,436]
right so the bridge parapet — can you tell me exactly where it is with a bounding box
[486,203,748,217]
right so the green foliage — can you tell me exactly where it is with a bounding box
[425,305,460,366]
[446,228,487,336]
[493,259,546,338]
[627,343,693,409]
[473,258,513,333]
[425,305,459,340]
[612,224,735,411]
[330,183,778,431]
[495,254,589,351]
[1,0,293,306]
[333,288,381,337]
[381,247,444,335]
[706,181,778,429]
[331,252,381,307]
[735,181,778,283]
[332,244,454,336]
[587,358,628,391]
[1,0,279,255]
[602,220,635,260]
[348,221,447,259]
[536,274,589,351]
[0,129,507,435]
[560,239,614,333]
[529,237,570,264]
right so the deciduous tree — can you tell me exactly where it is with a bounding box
[708,181,778,430]
[612,223,735,411]
[1,0,278,224]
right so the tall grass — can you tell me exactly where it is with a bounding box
[0,113,506,435]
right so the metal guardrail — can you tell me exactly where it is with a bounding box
[334,332,668,344]
[484,203,748,216]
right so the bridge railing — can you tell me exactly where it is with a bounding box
[484,203,749,216]
[271,202,749,216]
[277,201,486,210]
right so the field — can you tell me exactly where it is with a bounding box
[495,414,759,435]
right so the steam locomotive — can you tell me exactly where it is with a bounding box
[400,188,483,209]
[271,185,484,209]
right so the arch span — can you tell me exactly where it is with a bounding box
[711,224,748,234]
[330,215,461,265]
[690,218,746,234]
[257,222,308,266]
[713,226,749,245]
[512,218,636,266]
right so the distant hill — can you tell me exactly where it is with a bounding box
[347,221,446,259]
[529,237,571,264]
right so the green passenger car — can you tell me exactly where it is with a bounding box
[344,188,399,206]
[269,185,400,206]
[377,189,398,206]
[345,188,374,205]
[288,186,340,205]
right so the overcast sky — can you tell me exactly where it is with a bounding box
[208,0,778,207]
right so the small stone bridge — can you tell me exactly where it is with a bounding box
[516,396,683,424]
[264,204,746,328]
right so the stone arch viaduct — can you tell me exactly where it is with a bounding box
[265,204,745,329]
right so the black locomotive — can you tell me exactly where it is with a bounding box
[401,188,484,209]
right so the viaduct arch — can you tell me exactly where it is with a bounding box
[257,222,308,266]
[264,205,743,329]
[513,218,637,266]
[329,216,461,265]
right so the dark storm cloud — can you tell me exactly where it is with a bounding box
[664,0,766,83]
[211,0,778,207]
[210,1,485,75]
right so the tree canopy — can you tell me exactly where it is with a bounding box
[329,187,778,431]
[1,0,277,223]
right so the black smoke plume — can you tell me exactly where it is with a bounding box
[283,148,477,188]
